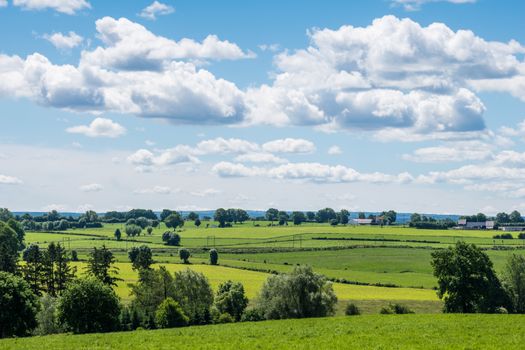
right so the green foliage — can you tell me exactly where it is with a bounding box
[125,224,142,237]
[0,272,39,338]
[21,244,45,295]
[431,241,510,313]
[114,229,122,241]
[35,295,63,336]
[257,266,337,320]
[345,303,361,316]
[173,269,214,324]
[130,267,176,324]
[128,245,153,271]
[57,277,121,334]
[42,243,76,297]
[380,303,414,314]
[502,254,525,313]
[216,313,234,324]
[155,297,189,328]
[240,307,265,322]
[214,280,248,321]
[7,218,25,250]
[162,231,181,246]
[0,221,19,273]
[164,213,184,229]
[179,248,191,264]
[86,245,121,286]
[209,248,219,265]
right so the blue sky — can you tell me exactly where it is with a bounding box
[0,0,524,214]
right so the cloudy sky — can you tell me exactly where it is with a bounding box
[1,0,525,214]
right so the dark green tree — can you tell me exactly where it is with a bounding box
[187,212,199,221]
[214,280,248,321]
[114,228,122,241]
[57,277,121,334]
[125,224,142,237]
[41,243,76,296]
[510,210,524,223]
[265,208,279,222]
[179,248,190,264]
[0,272,39,338]
[0,221,19,273]
[160,209,174,222]
[431,241,510,313]
[129,245,154,271]
[214,208,229,227]
[7,218,25,250]
[209,249,219,265]
[162,231,181,246]
[86,245,121,286]
[164,213,184,229]
[21,244,45,295]
[291,211,306,225]
[195,218,201,227]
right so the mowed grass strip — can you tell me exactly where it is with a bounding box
[2,314,524,350]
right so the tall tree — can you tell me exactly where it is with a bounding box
[214,208,229,228]
[502,254,525,313]
[265,208,279,222]
[7,219,25,250]
[0,221,19,273]
[164,213,184,229]
[129,245,154,271]
[86,245,121,287]
[21,244,45,295]
[173,269,214,324]
[431,241,510,313]
[42,243,76,296]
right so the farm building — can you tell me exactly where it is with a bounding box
[456,220,495,230]
[499,226,525,232]
[352,218,373,225]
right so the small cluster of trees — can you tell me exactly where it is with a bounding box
[213,208,250,227]
[409,213,456,229]
[431,241,525,313]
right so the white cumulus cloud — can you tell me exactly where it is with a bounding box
[66,118,126,138]
[262,138,316,154]
[0,174,22,184]
[13,0,91,14]
[327,146,342,155]
[43,31,83,50]
[139,1,174,20]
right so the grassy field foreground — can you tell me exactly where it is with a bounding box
[2,314,524,349]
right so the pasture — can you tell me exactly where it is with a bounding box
[3,314,525,350]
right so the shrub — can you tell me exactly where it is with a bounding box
[214,280,248,321]
[493,233,513,239]
[495,306,508,314]
[519,233,525,239]
[155,297,189,328]
[0,272,39,338]
[345,303,361,316]
[217,313,234,324]
[162,232,181,246]
[71,250,79,261]
[257,266,337,320]
[240,307,265,322]
[35,295,62,335]
[57,277,121,334]
[380,303,414,314]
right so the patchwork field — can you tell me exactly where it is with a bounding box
[3,314,525,350]
[23,221,525,314]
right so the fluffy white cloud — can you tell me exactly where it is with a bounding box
[0,174,22,184]
[127,147,199,172]
[43,31,83,50]
[262,138,316,154]
[79,183,103,192]
[403,141,493,163]
[195,137,259,154]
[134,186,175,195]
[327,146,342,155]
[190,188,221,197]
[234,152,287,164]
[212,161,413,184]
[139,1,174,20]
[66,118,126,138]
[13,0,90,14]
[391,0,476,11]
[245,15,524,138]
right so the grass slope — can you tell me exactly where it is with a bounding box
[2,314,525,349]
